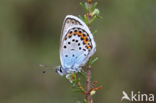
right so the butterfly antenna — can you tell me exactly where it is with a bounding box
[40,64,56,74]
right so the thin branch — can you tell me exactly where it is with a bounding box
[86,65,92,103]
[86,0,93,103]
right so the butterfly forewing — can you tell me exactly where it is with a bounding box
[60,15,83,42]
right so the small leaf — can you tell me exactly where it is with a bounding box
[92,81,98,85]
[84,99,88,103]
[66,74,73,83]
[84,14,89,25]
[78,72,87,79]
[89,15,96,25]
[88,57,93,65]
[97,15,103,19]
[90,2,98,12]
[91,85,103,91]
[91,57,99,65]
[90,90,96,95]
[88,57,99,65]
[80,2,88,12]
[92,29,97,35]
[78,77,81,82]
[84,2,88,11]
[92,8,100,16]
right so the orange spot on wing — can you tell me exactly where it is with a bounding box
[86,45,91,49]
[68,33,73,37]
[78,32,83,36]
[74,31,78,34]
[83,40,88,44]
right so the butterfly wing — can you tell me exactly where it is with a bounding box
[60,15,96,74]
[60,15,86,42]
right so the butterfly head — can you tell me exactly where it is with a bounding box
[56,66,65,76]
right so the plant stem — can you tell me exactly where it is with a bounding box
[86,1,93,103]
[86,65,93,103]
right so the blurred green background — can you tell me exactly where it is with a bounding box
[0,0,156,103]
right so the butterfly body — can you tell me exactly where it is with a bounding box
[56,15,96,76]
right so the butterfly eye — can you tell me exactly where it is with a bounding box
[59,68,62,73]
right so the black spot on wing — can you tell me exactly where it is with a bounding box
[64,45,66,48]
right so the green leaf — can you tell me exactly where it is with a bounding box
[97,15,103,19]
[89,15,96,25]
[80,2,88,12]
[88,57,99,65]
[88,57,93,65]
[84,2,88,11]
[78,72,87,79]
[92,8,100,16]
[84,14,89,25]
[92,29,98,35]
[78,77,81,83]
[90,90,96,95]
[91,57,99,65]
[84,99,88,103]
[91,2,98,12]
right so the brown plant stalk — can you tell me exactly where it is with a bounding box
[86,65,92,103]
[86,0,93,103]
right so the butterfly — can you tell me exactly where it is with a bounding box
[56,15,96,76]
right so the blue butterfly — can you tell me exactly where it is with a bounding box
[56,15,96,76]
